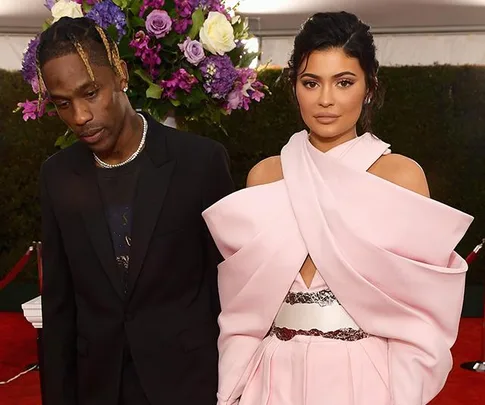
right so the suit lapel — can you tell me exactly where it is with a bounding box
[127,160,175,297]
[71,145,124,299]
[127,114,175,298]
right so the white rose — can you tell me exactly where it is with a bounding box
[199,12,236,56]
[51,0,84,23]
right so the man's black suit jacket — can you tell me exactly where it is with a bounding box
[40,113,234,405]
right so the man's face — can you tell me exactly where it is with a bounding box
[42,52,127,155]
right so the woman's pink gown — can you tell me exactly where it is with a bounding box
[202,132,473,405]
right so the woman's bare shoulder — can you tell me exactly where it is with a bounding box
[369,153,430,197]
[246,156,283,187]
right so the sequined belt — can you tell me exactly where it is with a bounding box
[269,325,369,341]
[284,289,338,306]
[271,289,369,341]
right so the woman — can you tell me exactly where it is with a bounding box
[202,12,473,405]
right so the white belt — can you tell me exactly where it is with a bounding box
[274,297,360,332]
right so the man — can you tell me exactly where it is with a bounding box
[38,16,233,405]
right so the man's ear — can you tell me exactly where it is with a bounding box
[119,59,129,90]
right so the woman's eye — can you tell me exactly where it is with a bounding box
[337,80,354,88]
[303,81,318,89]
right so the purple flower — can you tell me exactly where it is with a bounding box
[173,18,192,34]
[85,0,127,41]
[179,38,205,65]
[30,76,40,94]
[160,69,198,99]
[17,99,46,121]
[44,0,56,10]
[199,55,237,99]
[197,0,231,19]
[199,0,224,12]
[174,0,195,18]
[224,68,265,112]
[139,0,165,17]
[21,36,40,90]
[225,89,243,110]
[146,10,172,39]
[129,31,162,79]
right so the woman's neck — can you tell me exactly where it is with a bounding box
[308,127,358,153]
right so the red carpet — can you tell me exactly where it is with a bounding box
[430,317,485,405]
[0,313,483,404]
[0,313,40,405]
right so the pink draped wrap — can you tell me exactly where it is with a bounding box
[202,131,473,405]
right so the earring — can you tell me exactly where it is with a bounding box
[123,86,128,93]
[364,95,371,105]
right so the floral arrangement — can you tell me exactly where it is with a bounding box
[17,0,267,132]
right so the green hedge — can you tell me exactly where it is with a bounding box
[1,66,484,286]
[0,71,59,283]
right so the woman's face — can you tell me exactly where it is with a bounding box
[295,47,368,143]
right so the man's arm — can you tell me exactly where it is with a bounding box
[202,143,235,319]
[40,165,78,405]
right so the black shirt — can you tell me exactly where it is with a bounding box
[96,152,144,296]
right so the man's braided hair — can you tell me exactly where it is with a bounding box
[36,17,126,107]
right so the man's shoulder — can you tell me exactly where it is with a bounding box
[41,140,84,175]
[157,123,224,158]
[165,125,220,147]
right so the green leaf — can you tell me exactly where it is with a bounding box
[193,70,203,81]
[170,98,181,107]
[148,101,172,123]
[186,87,207,104]
[42,21,51,32]
[130,16,145,28]
[239,52,259,68]
[55,132,78,149]
[134,69,154,85]
[106,25,119,43]
[188,8,205,39]
[45,103,56,113]
[118,37,133,59]
[112,0,129,9]
[82,1,93,13]
[133,69,162,99]
[130,2,141,16]
[228,46,244,66]
[232,19,248,38]
[163,31,181,47]
[146,83,163,99]
[164,0,176,10]
[54,136,64,147]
